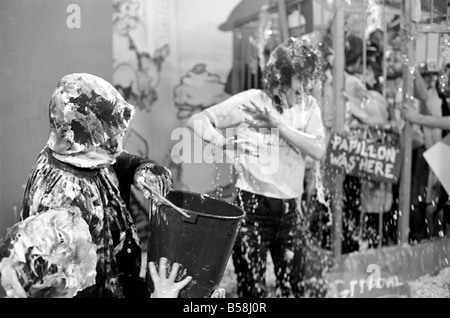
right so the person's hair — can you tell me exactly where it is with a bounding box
[262,38,323,113]
[345,34,363,69]
[387,14,401,33]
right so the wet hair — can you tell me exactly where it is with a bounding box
[345,34,363,69]
[262,38,323,113]
[387,14,401,33]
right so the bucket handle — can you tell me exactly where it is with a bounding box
[182,213,198,224]
[139,180,191,218]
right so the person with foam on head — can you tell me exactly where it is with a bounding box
[19,73,191,298]
[187,38,327,298]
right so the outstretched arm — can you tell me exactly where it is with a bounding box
[277,121,327,160]
[402,109,450,130]
[187,91,260,157]
[187,111,229,148]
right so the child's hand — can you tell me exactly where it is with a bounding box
[149,257,192,298]
[211,288,226,298]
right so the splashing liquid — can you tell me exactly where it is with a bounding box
[314,160,332,227]
[301,85,306,131]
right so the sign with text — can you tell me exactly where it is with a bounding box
[326,132,403,183]
[325,271,411,298]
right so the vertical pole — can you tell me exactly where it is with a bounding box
[320,0,325,32]
[332,0,346,258]
[231,30,241,94]
[297,3,302,37]
[362,0,367,87]
[398,0,414,244]
[447,4,449,26]
[240,30,247,91]
[437,33,442,70]
[277,0,290,42]
[382,0,388,100]
[431,0,435,25]
[379,0,389,249]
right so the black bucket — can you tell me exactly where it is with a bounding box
[146,190,245,298]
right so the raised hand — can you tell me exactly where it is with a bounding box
[239,101,280,129]
[149,257,192,298]
[401,104,419,124]
[210,288,226,298]
[220,135,259,158]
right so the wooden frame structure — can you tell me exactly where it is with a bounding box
[226,0,314,94]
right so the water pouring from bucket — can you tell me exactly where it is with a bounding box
[145,189,245,298]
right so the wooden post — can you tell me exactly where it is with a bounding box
[398,0,414,244]
[379,0,386,248]
[231,30,242,94]
[362,0,367,87]
[382,0,388,100]
[332,0,346,258]
[277,0,290,41]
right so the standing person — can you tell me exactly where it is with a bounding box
[19,73,192,298]
[402,70,450,238]
[187,38,326,298]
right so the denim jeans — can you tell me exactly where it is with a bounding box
[232,189,302,298]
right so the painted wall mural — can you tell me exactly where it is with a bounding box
[114,43,170,112]
[113,0,170,113]
[112,0,240,248]
[174,63,230,119]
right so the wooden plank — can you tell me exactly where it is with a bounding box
[231,30,242,94]
[300,0,314,34]
[382,0,388,99]
[431,0,435,24]
[326,271,411,298]
[240,31,247,92]
[398,0,414,244]
[277,0,290,42]
[416,23,450,34]
[326,237,450,298]
[362,0,367,87]
[331,0,346,258]
[231,0,306,30]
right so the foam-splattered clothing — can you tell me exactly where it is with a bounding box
[21,148,153,298]
[19,73,169,298]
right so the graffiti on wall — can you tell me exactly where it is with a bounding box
[114,44,170,112]
[174,63,230,119]
[113,0,170,113]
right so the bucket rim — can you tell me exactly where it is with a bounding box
[162,189,246,220]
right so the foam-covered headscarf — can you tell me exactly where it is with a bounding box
[47,73,135,156]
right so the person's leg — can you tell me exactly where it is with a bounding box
[269,197,301,298]
[444,204,450,236]
[342,176,361,253]
[362,213,379,248]
[383,210,397,246]
[232,190,274,298]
